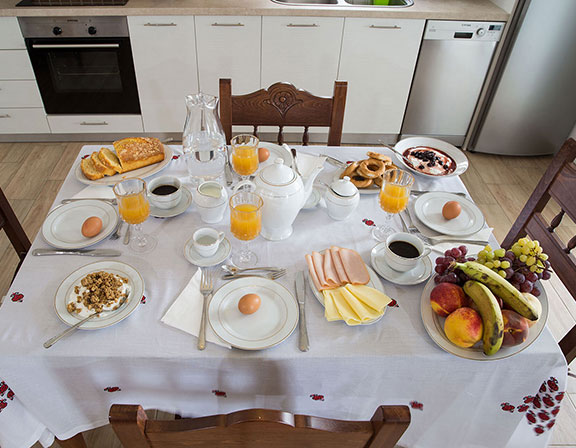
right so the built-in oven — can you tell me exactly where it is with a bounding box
[19,17,140,115]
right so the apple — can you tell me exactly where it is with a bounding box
[502,309,530,346]
[430,283,467,317]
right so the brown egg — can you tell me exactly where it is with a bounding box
[442,201,462,220]
[258,147,270,163]
[238,293,261,315]
[81,216,103,238]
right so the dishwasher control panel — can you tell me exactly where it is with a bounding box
[425,21,504,42]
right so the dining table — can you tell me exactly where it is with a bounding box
[0,144,568,448]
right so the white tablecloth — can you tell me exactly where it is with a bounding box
[0,146,567,448]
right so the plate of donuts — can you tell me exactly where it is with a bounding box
[335,152,398,194]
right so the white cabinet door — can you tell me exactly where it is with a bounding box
[0,18,26,50]
[262,17,343,96]
[0,109,49,134]
[47,115,143,134]
[128,16,198,133]
[196,16,261,97]
[0,51,35,80]
[0,80,43,108]
[339,18,425,135]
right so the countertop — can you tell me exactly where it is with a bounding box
[0,0,509,21]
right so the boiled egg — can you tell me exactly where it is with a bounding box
[442,201,461,220]
[238,293,261,315]
[81,216,103,238]
[258,147,270,163]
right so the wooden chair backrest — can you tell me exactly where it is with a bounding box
[110,405,410,448]
[502,138,576,363]
[0,187,30,271]
[219,79,347,146]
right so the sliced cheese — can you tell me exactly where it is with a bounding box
[339,287,382,322]
[322,290,343,322]
[345,284,392,313]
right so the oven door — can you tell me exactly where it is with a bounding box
[26,37,140,114]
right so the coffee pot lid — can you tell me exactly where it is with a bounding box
[261,158,296,186]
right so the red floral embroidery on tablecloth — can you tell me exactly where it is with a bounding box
[212,390,227,397]
[310,394,324,401]
[172,155,181,160]
[104,387,121,392]
[362,219,376,227]
[500,402,515,413]
[0,381,15,413]
[409,401,423,411]
[81,154,90,160]
[388,299,399,308]
[141,295,146,304]
[10,292,23,303]
[0,399,7,413]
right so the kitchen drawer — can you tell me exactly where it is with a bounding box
[0,51,35,80]
[47,115,144,134]
[0,108,50,134]
[0,81,43,108]
[0,18,26,50]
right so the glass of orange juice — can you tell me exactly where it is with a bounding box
[373,169,414,241]
[231,134,259,181]
[229,191,263,267]
[113,178,157,253]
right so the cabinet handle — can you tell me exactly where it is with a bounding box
[0,114,10,119]
[80,121,108,126]
[287,23,318,28]
[369,25,401,30]
[144,22,177,27]
[211,22,244,27]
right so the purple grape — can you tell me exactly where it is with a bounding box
[458,245,468,255]
[537,272,543,280]
[445,256,455,263]
[467,257,475,262]
[450,248,462,258]
[435,257,446,265]
[542,270,551,280]
[435,265,446,274]
[434,275,443,284]
[445,272,459,283]
[511,282,520,290]
[505,268,514,279]
[520,281,533,293]
[526,272,538,283]
[512,272,525,284]
[444,250,452,257]
[501,257,511,264]
[532,287,541,297]
[505,251,516,261]
[544,260,551,269]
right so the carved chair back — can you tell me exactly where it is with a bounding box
[219,79,347,146]
[502,138,576,363]
[110,405,410,448]
[0,187,30,277]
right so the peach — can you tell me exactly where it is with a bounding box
[444,307,483,348]
[430,283,467,317]
[502,310,530,346]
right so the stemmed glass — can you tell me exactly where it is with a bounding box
[230,134,259,182]
[113,178,157,253]
[373,169,415,242]
[229,191,263,267]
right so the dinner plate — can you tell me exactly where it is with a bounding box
[413,192,485,236]
[208,277,299,350]
[54,261,144,330]
[184,236,231,267]
[256,142,293,172]
[370,242,433,285]
[420,276,549,360]
[75,145,173,186]
[394,137,469,179]
[150,187,192,218]
[42,200,119,249]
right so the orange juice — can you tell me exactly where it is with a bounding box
[230,203,261,241]
[119,193,150,224]
[379,183,409,214]
[232,146,259,176]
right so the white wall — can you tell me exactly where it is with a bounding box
[489,0,517,13]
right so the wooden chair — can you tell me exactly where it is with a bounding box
[502,137,576,364]
[109,405,410,448]
[219,79,347,146]
[0,186,30,278]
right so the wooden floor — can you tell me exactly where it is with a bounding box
[0,142,574,447]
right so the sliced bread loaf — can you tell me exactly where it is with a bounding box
[81,157,105,181]
[90,152,116,176]
[98,147,123,174]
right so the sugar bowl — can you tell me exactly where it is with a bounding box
[324,176,359,220]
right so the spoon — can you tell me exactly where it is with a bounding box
[378,140,414,167]
[222,264,284,274]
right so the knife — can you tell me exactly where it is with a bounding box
[61,198,117,205]
[295,271,309,352]
[32,248,122,257]
[411,190,467,198]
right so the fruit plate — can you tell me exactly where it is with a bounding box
[420,277,549,360]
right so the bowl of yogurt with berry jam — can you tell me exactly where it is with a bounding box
[394,137,469,179]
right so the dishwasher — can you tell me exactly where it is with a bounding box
[401,21,504,146]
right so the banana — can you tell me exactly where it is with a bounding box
[463,281,504,356]
[452,261,540,321]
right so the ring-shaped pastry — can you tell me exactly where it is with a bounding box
[357,159,386,179]
[366,152,392,165]
[373,176,384,188]
[350,175,373,189]
[340,161,359,179]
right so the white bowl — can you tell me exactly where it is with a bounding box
[394,137,469,179]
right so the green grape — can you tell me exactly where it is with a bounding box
[484,261,494,269]
[527,240,536,249]
[534,240,540,248]
[493,260,501,268]
[519,254,528,263]
[498,270,507,278]
[512,247,522,256]
[494,248,506,258]
[526,256,536,266]
[521,246,531,255]
[501,261,511,269]
[530,265,538,272]
[519,237,529,245]
[540,253,549,261]
[535,246,543,255]
[536,260,544,268]
[537,268,543,274]
[477,250,487,259]
[484,245,493,252]
[485,252,494,260]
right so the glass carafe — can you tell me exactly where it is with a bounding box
[183,93,227,187]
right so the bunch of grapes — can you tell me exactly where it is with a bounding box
[434,245,474,285]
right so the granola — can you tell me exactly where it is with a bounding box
[67,271,129,315]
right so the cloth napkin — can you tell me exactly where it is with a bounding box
[161,271,231,349]
[72,185,116,200]
[296,152,326,179]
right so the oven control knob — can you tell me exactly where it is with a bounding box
[476,28,486,37]
[88,26,97,35]
[52,26,62,36]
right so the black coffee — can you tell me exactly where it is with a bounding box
[152,185,178,196]
[389,241,420,259]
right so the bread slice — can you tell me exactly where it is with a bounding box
[81,157,105,181]
[113,137,165,172]
[98,147,123,174]
[90,152,116,176]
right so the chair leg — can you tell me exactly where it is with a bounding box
[56,433,87,448]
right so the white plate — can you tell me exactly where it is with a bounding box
[208,277,299,350]
[413,192,485,237]
[42,200,119,249]
[394,137,468,179]
[150,187,192,218]
[75,145,173,186]
[370,242,433,285]
[306,254,385,325]
[256,142,293,172]
[54,261,144,330]
[184,236,231,267]
[420,276,549,360]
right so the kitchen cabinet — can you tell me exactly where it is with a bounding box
[0,51,35,80]
[128,16,199,133]
[0,17,26,50]
[338,18,425,135]
[47,115,143,134]
[0,81,43,108]
[0,109,50,134]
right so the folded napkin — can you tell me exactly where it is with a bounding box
[296,152,326,179]
[322,284,392,326]
[161,271,231,349]
[72,185,116,200]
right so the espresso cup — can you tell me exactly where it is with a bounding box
[193,181,228,224]
[148,175,182,210]
[384,232,431,272]
[193,228,225,258]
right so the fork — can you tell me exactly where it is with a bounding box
[198,268,214,351]
[109,221,124,241]
[221,269,287,280]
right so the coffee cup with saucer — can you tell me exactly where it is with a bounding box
[184,228,232,267]
[148,175,182,210]
[148,176,193,218]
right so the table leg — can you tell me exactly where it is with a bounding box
[56,433,87,448]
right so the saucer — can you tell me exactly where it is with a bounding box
[370,242,433,285]
[302,184,323,210]
[150,187,192,218]
[184,236,231,267]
